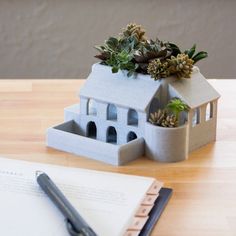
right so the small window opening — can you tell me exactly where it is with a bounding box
[87,121,97,139]
[127,131,137,142]
[192,108,200,127]
[107,104,117,120]
[206,102,213,121]
[107,126,117,144]
[128,109,138,126]
[87,99,97,116]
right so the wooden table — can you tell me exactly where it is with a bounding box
[0,79,236,236]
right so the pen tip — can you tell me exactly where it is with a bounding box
[35,170,44,178]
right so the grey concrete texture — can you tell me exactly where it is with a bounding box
[0,0,235,79]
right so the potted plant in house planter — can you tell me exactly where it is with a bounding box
[47,23,220,165]
[146,98,190,162]
[95,23,208,78]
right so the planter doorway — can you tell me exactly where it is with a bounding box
[87,121,97,139]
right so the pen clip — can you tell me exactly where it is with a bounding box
[66,219,96,236]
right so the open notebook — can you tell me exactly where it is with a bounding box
[0,158,172,236]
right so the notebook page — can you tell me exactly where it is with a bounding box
[0,158,156,236]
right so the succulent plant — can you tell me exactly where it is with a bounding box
[134,39,172,72]
[167,98,189,122]
[120,23,146,43]
[184,44,208,64]
[95,36,139,76]
[149,109,167,126]
[168,42,182,57]
[95,37,119,61]
[147,59,170,80]
[105,50,138,76]
[167,53,194,79]
[161,114,178,128]
[134,39,172,62]
[94,23,208,78]
[149,98,188,128]
[149,109,178,128]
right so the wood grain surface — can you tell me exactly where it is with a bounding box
[0,79,236,236]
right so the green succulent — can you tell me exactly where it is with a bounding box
[95,35,140,76]
[134,39,172,62]
[149,98,189,128]
[166,98,189,122]
[134,39,172,72]
[184,44,208,64]
[94,23,208,78]
[168,42,182,57]
[106,50,138,76]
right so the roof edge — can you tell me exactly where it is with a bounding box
[91,63,152,81]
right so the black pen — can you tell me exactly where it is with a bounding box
[36,171,97,236]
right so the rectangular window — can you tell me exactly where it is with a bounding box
[205,102,213,121]
[192,108,200,127]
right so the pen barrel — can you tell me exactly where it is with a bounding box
[37,173,97,236]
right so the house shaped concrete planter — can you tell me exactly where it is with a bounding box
[47,63,220,165]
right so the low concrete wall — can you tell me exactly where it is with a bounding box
[47,120,144,165]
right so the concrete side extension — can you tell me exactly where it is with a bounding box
[47,120,144,165]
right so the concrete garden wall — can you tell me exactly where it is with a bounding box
[47,120,144,165]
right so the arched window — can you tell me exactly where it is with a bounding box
[107,104,117,120]
[128,109,138,126]
[106,126,117,144]
[206,102,213,121]
[86,121,97,139]
[192,108,200,127]
[87,99,97,116]
[127,131,137,142]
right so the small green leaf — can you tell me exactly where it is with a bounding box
[169,42,182,56]
[105,37,119,50]
[192,51,208,64]
[184,49,189,55]
[112,66,119,73]
[188,44,196,58]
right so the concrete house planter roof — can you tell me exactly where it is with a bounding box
[169,68,220,108]
[80,63,161,112]
[80,64,220,111]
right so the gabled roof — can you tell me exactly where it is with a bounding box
[80,63,161,112]
[169,67,220,109]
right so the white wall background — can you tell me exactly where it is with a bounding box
[0,0,235,78]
